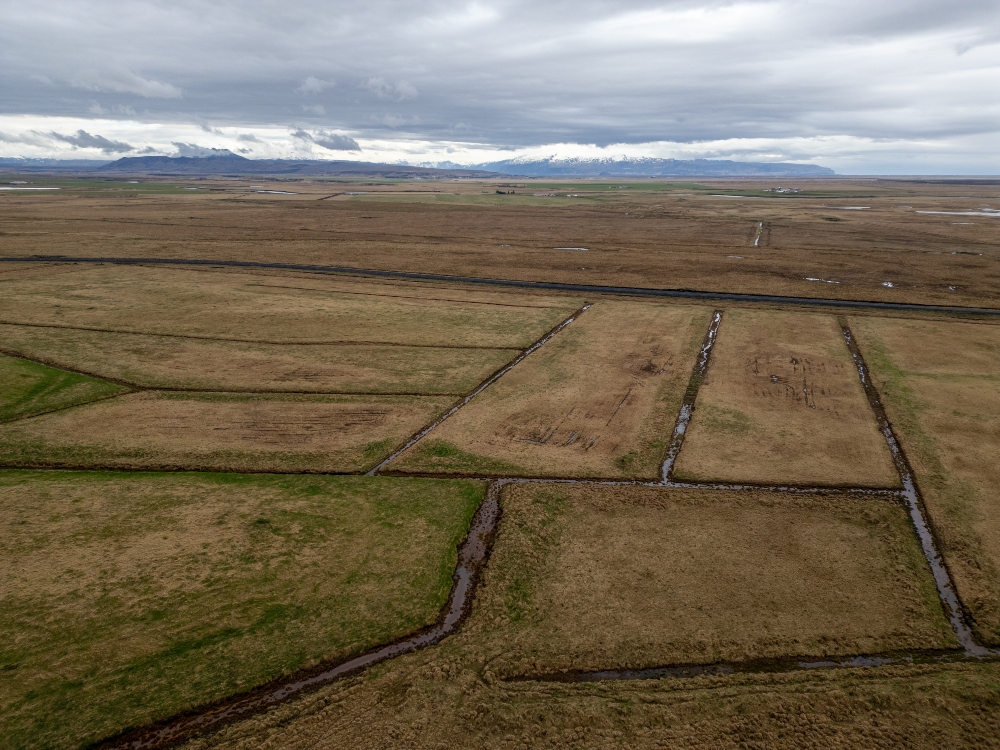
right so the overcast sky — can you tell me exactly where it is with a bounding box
[1,0,999,173]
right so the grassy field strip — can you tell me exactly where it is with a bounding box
[0,472,485,750]
[106,481,504,750]
[839,319,992,656]
[0,392,456,474]
[0,325,519,395]
[0,319,521,349]
[0,352,131,423]
[0,263,584,348]
[243,281,570,310]
[367,305,591,475]
[6,256,1000,316]
[172,660,1000,750]
[674,309,899,487]
[849,315,1000,650]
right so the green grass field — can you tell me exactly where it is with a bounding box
[0,471,483,750]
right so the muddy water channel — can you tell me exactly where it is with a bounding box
[103,482,504,750]
[661,310,722,481]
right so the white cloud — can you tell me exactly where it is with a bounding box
[290,128,360,151]
[171,142,235,157]
[363,77,418,101]
[70,70,182,98]
[297,76,334,95]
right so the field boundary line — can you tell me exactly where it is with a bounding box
[0,320,522,350]
[0,346,145,390]
[366,304,591,475]
[0,388,138,426]
[5,256,1000,316]
[246,282,569,309]
[511,647,977,684]
[95,479,505,750]
[839,317,996,657]
[378,471,903,497]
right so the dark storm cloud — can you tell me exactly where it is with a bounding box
[292,129,361,151]
[48,129,134,153]
[0,1,998,156]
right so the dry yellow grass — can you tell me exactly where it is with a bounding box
[391,301,712,478]
[458,483,953,677]
[0,471,483,750]
[177,658,1000,750]
[0,391,451,472]
[0,263,581,347]
[852,315,1000,646]
[0,324,517,394]
[675,309,898,486]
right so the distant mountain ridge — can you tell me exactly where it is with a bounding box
[464,156,835,177]
[95,155,500,178]
[1,154,834,178]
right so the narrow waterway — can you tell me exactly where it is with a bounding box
[661,311,722,481]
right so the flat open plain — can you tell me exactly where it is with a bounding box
[2,177,999,308]
[1,175,998,749]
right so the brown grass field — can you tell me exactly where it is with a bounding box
[0,471,482,750]
[390,301,711,478]
[0,391,452,473]
[0,324,517,394]
[1,177,998,309]
[0,263,582,347]
[851,315,1000,646]
[674,309,899,486]
[455,483,953,677]
[2,176,1000,748]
